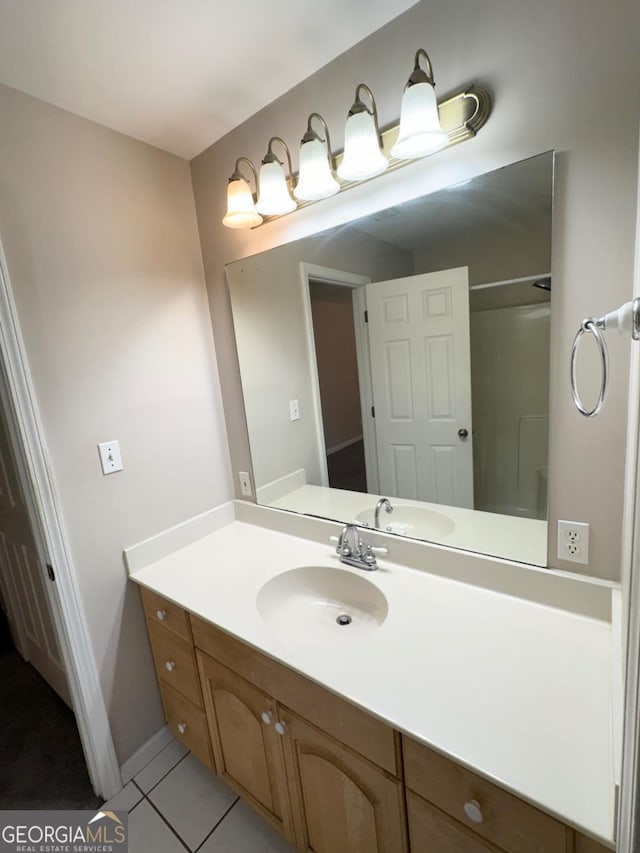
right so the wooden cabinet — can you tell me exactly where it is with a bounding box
[403,735,572,853]
[279,707,407,853]
[140,587,213,769]
[197,652,293,840]
[139,589,613,853]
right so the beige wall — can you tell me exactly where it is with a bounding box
[0,83,233,762]
[192,0,640,582]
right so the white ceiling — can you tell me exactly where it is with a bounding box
[0,0,418,159]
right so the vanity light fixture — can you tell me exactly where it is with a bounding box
[294,113,340,202]
[256,137,297,216]
[222,158,263,229]
[221,47,491,229]
[390,48,449,159]
[337,84,388,182]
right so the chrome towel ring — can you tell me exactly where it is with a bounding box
[570,298,640,418]
[570,319,609,418]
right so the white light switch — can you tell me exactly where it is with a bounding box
[98,440,123,475]
[289,400,300,421]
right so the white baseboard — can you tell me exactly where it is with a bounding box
[119,725,174,785]
[327,435,363,456]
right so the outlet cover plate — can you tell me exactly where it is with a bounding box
[557,520,589,565]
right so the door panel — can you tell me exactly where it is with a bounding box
[0,406,68,703]
[280,707,407,853]
[197,652,294,841]
[366,268,474,508]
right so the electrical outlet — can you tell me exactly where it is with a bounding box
[557,520,589,565]
[238,471,252,496]
[289,400,300,421]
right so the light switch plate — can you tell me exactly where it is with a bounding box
[289,400,300,421]
[97,440,123,475]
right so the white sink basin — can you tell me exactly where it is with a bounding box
[356,504,455,539]
[256,566,388,641]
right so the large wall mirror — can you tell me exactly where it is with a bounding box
[227,151,554,565]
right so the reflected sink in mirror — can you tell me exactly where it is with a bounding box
[256,566,388,642]
[356,504,455,539]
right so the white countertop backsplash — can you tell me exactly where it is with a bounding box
[125,500,619,846]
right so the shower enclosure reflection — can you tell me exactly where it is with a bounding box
[227,152,554,565]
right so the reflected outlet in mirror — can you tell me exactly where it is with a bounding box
[227,152,554,566]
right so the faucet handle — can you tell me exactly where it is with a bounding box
[370,545,389,557]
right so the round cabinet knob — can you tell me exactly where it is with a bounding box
[177,723,186,734]
[458,428,469,439]
[463,800,484,824]
[156,610,166,621]
[165,661,176,672]
[274,721,286,736]
[261,711,273,725]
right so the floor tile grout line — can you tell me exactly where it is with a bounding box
[136,748,190,797]
[144,793,192,851]
[194,797,240,852]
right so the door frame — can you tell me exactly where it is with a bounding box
[298,263,378,493]
[0,240,121,800]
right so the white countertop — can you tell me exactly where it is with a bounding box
[126,506,616,845]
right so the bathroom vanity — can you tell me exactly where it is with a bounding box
[126,501,617,852]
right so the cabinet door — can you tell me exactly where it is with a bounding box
[279,707,407,853]
[197,652,294,841]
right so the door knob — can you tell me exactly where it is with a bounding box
[165,661,176,672]
[177,723,186,734]
[261,711,273,725]
[275,721,287,736]
[458,428,469,439]
[156,610,167,621]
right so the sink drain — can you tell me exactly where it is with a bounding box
[336,614,352,626]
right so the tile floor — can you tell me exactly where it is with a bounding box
[102,739,296,852]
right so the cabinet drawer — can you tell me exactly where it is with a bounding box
[191,615,399,776]
[407,790,501,853]
[148,620,202,708]
[141,587,191,642]
[160,680,213,770]
[575,834,613,853]
[403,736,571,853]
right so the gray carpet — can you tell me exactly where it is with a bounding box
[0,642,102,810]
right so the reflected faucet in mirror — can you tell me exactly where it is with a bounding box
[374,498,394,530]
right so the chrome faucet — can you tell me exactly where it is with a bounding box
[374,497,394,530]
[330,523,388,571]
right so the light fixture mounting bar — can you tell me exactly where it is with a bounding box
[258,84,490,225]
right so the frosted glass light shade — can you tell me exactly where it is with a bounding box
[294,139,340,201]
[337,111,388,182]
[391,82,449,160]
[256,161,297,216]
[222,177,262,229]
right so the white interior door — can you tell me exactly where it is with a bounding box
[0,403,70,703]
[366,267,474,508]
